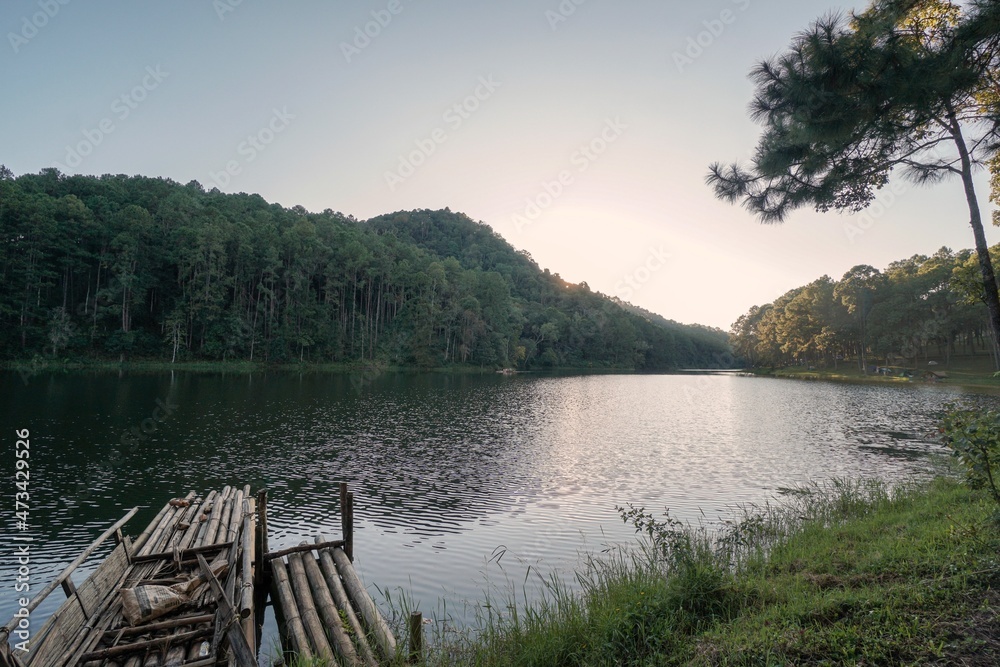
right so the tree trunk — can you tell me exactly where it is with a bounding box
[950,110,1000,370]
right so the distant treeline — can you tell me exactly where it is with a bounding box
[731,247,999,369]
[0,168,732,370]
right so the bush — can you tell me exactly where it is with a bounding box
[941,405,1000,507]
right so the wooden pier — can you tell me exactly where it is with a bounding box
[1,483,407,667]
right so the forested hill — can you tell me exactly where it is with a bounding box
[731,247,999,369]
[0,169,732,369]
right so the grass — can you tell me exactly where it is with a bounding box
[757,354,1000,390]
[374,477,1000,667]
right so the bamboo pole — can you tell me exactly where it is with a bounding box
[316,547,378,667]
[346,491,355,562]
[253,489,269,657]
[225,489,245,546]
[166,496,203,550]
[3,508,139,633]
[57,592,125,667]
[331,547,396,659]
[240,498,256,657]
[239,498,254,619]
[340,483,350,559]
[265,540,346,561]
[137,492,194,557]
[300,551,360,666]
[79,627,213,662]
[179,490,216,550]
[102,614,215,638]
[203,486,231,546]
[287,553,336,663]
[195,554,256,667]
[270,559,313,662]
[132,541,233,564]
[209,493,233,549]
[131,502,171,554]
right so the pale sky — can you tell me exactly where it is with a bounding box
[3,0,996,330]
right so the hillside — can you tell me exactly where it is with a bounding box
[0,168,732,370]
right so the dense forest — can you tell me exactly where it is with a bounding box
[731,247,1000,370]
[0,168,731,370]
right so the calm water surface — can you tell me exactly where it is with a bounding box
[1,370,997,655]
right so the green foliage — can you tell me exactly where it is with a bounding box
[941,405,1000,506]
[0,169,732,370]
[732,247,996,369]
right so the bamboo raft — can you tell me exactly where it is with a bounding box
[1,483,406,667]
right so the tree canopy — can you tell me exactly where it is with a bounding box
[708,0,1000,368]
[0,168,732,370]
[731,245,998,369]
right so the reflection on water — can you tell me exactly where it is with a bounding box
[1,371,996,639]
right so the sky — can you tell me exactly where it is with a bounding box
[2,0,997,331]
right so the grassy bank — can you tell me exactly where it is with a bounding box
[754,355,1000,391]
[337,478,999,667]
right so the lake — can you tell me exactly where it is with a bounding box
[1,370,996,657]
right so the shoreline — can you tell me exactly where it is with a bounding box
[749,365,1000,392]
